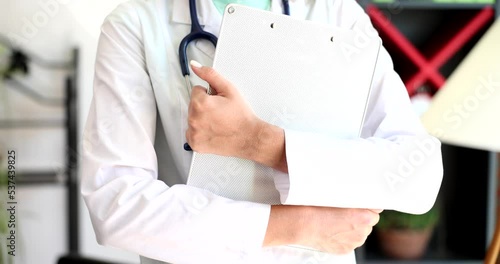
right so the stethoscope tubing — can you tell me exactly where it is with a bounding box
[179,0,290,78]
[179,0,218,78]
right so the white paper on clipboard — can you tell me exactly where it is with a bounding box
[187,4,381,205]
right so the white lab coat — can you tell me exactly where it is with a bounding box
[80,0,444,263]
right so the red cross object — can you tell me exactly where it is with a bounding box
[366,5,494,97]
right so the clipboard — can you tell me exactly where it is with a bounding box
[187,4,381,205]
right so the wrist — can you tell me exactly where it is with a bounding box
[263,205,308,247]
[244,120,287,172]
[243,119,266,161]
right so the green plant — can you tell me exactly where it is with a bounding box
[376,205,440,231]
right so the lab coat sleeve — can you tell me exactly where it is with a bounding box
[80,3,270,263]
[276,0,443,215]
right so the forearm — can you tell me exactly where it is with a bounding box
[283,131,443,214]
[83,167,271,262]
[245,120,288,173]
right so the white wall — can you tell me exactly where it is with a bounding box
[0,0,138,263]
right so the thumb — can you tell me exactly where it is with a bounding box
[190,60,233,96]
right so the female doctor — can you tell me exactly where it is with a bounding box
[81,0,444,263]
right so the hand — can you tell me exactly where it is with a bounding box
[264,205,382,255]
[299,206,381,254]
[186,60,262,158]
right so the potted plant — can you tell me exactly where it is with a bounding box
[374,205,440,260]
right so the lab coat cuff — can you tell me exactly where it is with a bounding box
[231,201,272,254]
[282,129,320,205]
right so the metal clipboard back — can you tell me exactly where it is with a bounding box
[187,4,381,205]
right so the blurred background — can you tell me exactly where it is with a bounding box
[0,0,498,264]
[0,0,138,263]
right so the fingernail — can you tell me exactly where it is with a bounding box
[190,60,203,69]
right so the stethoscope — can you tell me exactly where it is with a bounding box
[180,0,291,151]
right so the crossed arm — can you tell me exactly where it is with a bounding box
[186,61,384,253]
[82,2,443,260]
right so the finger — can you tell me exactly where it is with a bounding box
[370,209,383,213]
[360,209,381,226]
[190,60,233,96]
[191,85,208,98]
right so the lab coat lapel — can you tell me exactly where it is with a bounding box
[171,0,190,25]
